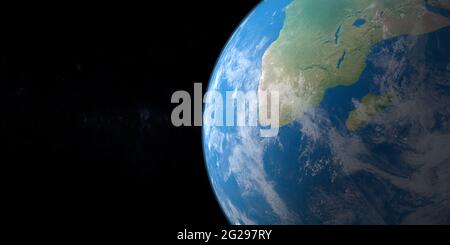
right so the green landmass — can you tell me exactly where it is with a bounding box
[346,93,394,131]
[259,0,450,126]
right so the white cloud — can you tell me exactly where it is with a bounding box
[220,36,269,91]
[227,126,297,224]
[222,198,256,225]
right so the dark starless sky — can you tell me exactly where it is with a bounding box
[5,0,260,229]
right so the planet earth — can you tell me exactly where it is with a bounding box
[202,0,450,224]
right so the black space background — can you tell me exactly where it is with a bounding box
[5,0,260,230]
[4,1,450,242]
